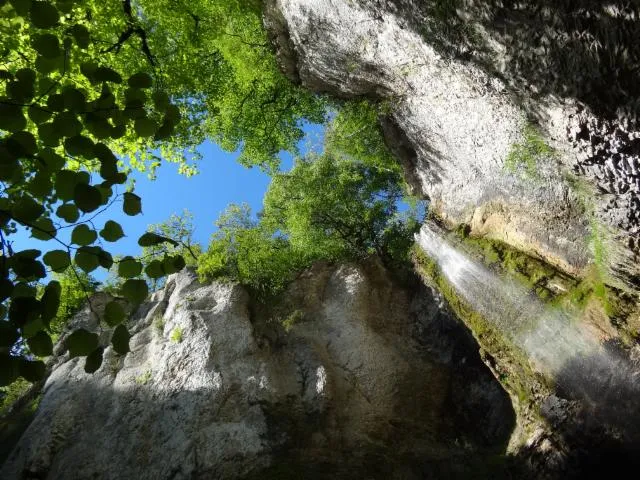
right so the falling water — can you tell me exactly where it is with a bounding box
[416,223,640,435]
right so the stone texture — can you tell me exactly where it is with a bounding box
[2,264,514,479]
[264,0,640,290]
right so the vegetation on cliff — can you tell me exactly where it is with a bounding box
[0,0,421,394]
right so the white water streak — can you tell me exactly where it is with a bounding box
[416,224,639,405]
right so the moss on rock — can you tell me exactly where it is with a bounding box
[412,247,550,448]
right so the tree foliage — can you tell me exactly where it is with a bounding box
[0,0,189,386]
[198,101,424,296]
[140,209,201,289]
[85,0,327,171]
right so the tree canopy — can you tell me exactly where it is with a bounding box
[0,0,415,394]
[198,104,424,296]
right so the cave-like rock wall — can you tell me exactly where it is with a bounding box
[264,0,640,291]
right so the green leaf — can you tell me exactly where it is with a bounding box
[94,67,122,84]
[27,331,53,357]
[46,93,65,112]
[53,113,82,137]
[111,124,126,139]
[0,278,14,302]
[111,324,130,354]
[128,72,153,89]
[62,87,86,112]
[162,255,185,275]
[7,131,37,156]
[30,1,59,28]
[31,33,60,58]
[96,184,112,205]
[0,103,27,132]
[18,358,46,382]
[94,142,119,179]
[154,119,175,140]
[56,0,73,13]
[35,55,64,75]
[100,220,124,242]
[134,117,156,137]
[55,170,85,201]
[30,216,56,240]
[104,301,125,327]
[0,354,19,387]
[74,183,101,213]
[38,148,65,171]
[123,192,141,216]
[71,224,97,246]
[152,91,170,111]
[65,135,95,158]
[124,87,146,104]
[96,248,113,269]
[40,279,60,326]
[165,104,181,122]
[38,122,62,147]
[75,247,100,273]
[138,232,177,247]
[11,282,37,299]
[85,115,112,140]
[7,80,35,102]
[84,346,103,373]
[15,68,36,85]
[9,0,32,17]
[28,105,52,124]
[23,316,44,340]
[56,203,79,222]
[9,296,40,328]
[0,321,18,349]
[71,24,90,49]
[120,279,148,304]
[118,256,142,278]
[27,172,52,198]
[12,195,44,222]
[144,260,164,279]
[66,328,99,357]
[43,249,70,272]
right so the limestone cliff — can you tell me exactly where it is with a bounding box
[2,263,515,479]
[264,0,640,292]
[262,0,640,475]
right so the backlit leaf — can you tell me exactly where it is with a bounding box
[112,324,130,354]
[100,220,124,242]
[74,183,101,213]
[30,1,59,29]
[120,279,148,304]
[71,224,97,246]
[66,328,99,357]
[75,247,100,273]
[27,331,53,357]
[123,192,141,216]
[118,256,142,278]
[104,301,125,327]
[43,249,70,272]
[84,346,103,373]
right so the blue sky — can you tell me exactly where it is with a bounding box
[11,123,325,280]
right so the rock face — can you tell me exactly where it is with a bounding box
[2,263,515,479]
[264,0,640,290]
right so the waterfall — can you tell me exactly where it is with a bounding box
[416,223,640,430]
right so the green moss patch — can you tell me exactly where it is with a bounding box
[504,123,557,180]
[412,247,546,410]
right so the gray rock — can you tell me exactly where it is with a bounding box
[2,265,514,479]
[264,0,640,291]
